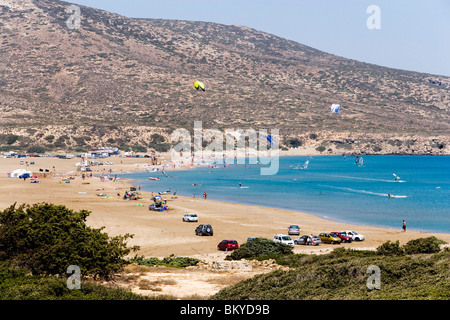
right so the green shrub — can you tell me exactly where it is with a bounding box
[44,135,55,142]
[128,254,200,268]
[225,238,293,261]
[26,145,46,154]
[376,240,405,256]
[315,145,326,152]
[131,145,147,153]
[0,203,139,278]
[212,243,450,300]
[403,237,445,254]
[0,262,149,300]
[0,134,20,145]
[287,138,302,148]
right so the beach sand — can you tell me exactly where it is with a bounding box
[1,155,449,298]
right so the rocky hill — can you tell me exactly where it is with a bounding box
[0,0,448,155]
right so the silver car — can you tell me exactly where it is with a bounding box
[288,225,300,235]
[294,235,321,246]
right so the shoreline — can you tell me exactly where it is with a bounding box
[1,155,449,260]
[121,157,450,236]
[127,174,448,236]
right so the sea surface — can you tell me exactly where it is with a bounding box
[123,155,450,234]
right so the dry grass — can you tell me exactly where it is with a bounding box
[138,278,178,291]
[204,275,250,286]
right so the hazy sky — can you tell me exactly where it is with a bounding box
[68,0,450,77]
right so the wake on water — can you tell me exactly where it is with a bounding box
[323,174,406,183]
[319,185,408,198]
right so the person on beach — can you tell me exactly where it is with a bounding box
[402,220,406,232]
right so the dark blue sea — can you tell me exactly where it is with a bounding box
[123,155,450,234]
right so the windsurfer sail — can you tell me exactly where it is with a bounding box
[302,160,309,169]
[293,159,309,169]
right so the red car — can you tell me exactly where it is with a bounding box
[217,240,239,251]
[331,232,353,243]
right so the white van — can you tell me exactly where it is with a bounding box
[182,213,198,222]
[273,234,295,247]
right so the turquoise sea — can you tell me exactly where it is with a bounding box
[123,156,450,234]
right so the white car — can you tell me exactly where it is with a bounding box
[273,234,295,247]
[341,230,365,241]
[182,213,198,222]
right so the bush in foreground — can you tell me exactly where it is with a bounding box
[129,254,200,268]
[403,236,445,254]
[212,238,450,300]
[225,238,293,261]
[0,262,149,300]
[0,203,140,278]
[375,237,446,256]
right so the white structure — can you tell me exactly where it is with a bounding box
[8,169,32,178]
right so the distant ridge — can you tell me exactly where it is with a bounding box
[0,0,448,155]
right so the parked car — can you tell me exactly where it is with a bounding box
[318,233,341,244]
[247,237,257,242]
[273,234,295,247]
[341,230,365,241]
[217,240,239,251]
[288,225,300,235]
[294,235,321,246]
[182,213,198,222]
[149,203,162,211]
[195,224,213,236]
[330,231,353,243]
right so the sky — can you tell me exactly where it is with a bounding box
[68,0,450,77]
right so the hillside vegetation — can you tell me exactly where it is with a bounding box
[211,237,450,300]
[0,0,449,154]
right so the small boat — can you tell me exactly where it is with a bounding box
[149,177,161,181]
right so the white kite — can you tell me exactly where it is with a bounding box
[331,104,341,114]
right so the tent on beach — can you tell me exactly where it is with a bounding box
[8,169,33,178]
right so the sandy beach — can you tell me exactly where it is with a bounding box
[1,154,449,298]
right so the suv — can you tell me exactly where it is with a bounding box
[341,230,365,241]
[182,213,198,222]
[273,234,295,247]
[288,225,300,235]
[217,240,239,251]
[195,224,213,236]
[331,231,353,243]
[318,233,341,244]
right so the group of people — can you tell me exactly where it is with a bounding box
[193,192,207,199]
[305,234,315,246]
[120,191,140,200]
